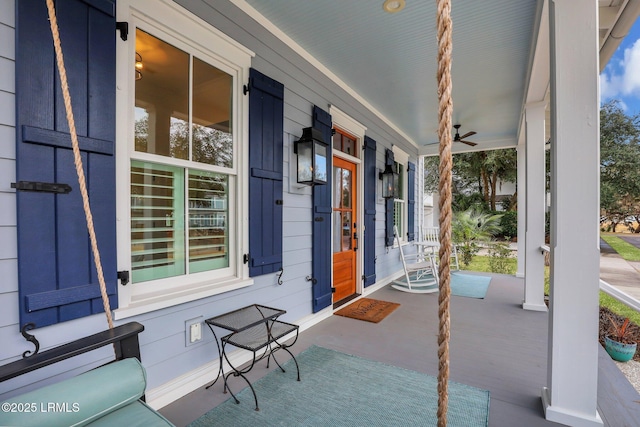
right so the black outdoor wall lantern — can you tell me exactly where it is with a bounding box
[294,127,328,185]
[379,164,398,199]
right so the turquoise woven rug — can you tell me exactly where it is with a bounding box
[189,345,489,427]
[450,272,491,299]
[393,272,491,298]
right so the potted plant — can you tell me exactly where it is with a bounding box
[604,315,638,362]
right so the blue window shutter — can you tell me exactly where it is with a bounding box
[248,69,284,277]
[15,0,117,329]
[407,161,416,241]
[384,149,395,247]
[363,136,377,287]
[311,106,333,312]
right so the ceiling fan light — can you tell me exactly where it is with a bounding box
[383,0,405,13]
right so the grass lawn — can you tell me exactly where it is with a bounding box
[601,234,640,262]
[600,292,640,326]
[600,234,640,325]
[459,255,517,275]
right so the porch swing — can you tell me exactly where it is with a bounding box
[0,2,171,426]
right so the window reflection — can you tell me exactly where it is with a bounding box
[342,169,351,208]
[134,30,233,168]
[192,58,233,168]
[135,29,189,159]
[332,129,358,157]
[332,164,353,253]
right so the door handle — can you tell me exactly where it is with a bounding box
[353,232,358,252]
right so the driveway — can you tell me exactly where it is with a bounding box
[600,237,640,301]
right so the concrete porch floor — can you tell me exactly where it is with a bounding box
[159,273,640,426]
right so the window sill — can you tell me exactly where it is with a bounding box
[114,277,254,320]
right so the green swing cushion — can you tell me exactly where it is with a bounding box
[0,358,173,427]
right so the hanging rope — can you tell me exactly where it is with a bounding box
[436,0,453,425]
[45,0,114,330]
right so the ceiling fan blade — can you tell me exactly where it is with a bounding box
[459,131,476,139]
[460,140,477,147]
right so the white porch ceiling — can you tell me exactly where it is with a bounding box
[240,0,640,154]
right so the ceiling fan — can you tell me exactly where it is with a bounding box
[453,124,477,146]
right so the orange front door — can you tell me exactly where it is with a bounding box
[332,157,357,303]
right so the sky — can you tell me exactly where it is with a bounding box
[600,17,640,115]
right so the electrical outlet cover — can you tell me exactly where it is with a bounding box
[190,322,202,342]
[185,316,204,346]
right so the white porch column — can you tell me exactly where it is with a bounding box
[523,102,547,311]
[418,156,425,235]
[542,1,602,426]
[516,144,525,278]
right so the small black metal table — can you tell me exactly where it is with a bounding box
[205,304,300,411]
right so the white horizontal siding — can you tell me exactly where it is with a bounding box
[0,91,14,127]
[0,192,15,225]
[0,25,14,60]
[0,5,16,313]
[0,227,18,262]
[0,57,14,93]
[0,4,29,401]
[0,124,14,160]
[0,292,17,326]
[0,0,14,25]
[0,259,17,293]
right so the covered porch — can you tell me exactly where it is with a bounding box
[159,273,640,426]
[2,1,639,425]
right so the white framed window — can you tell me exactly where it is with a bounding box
[393,146,409,244]
[115,0,254,317]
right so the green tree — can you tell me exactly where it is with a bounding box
[424,148,518,211]
[482,149,517,210]
[600,100,640,232]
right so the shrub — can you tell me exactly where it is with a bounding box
[488,242,514,274]
[453,208,503,266]
[499,210,517,240]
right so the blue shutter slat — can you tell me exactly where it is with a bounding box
[251,168,281,181]
[55,0,88,136]
[26,284,108,312]
[384,149,395,246]
[88,2,117,140]
[16,0,117,329]
[22,126,114,154]
[248,68,284,277]
[363,136,377,287]
[407,162,416,241]
[312,106,333,312]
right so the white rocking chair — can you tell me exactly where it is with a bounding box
[422,226,460,271]
[391,226,439,293]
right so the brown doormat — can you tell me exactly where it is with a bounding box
[334,298,400,323]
